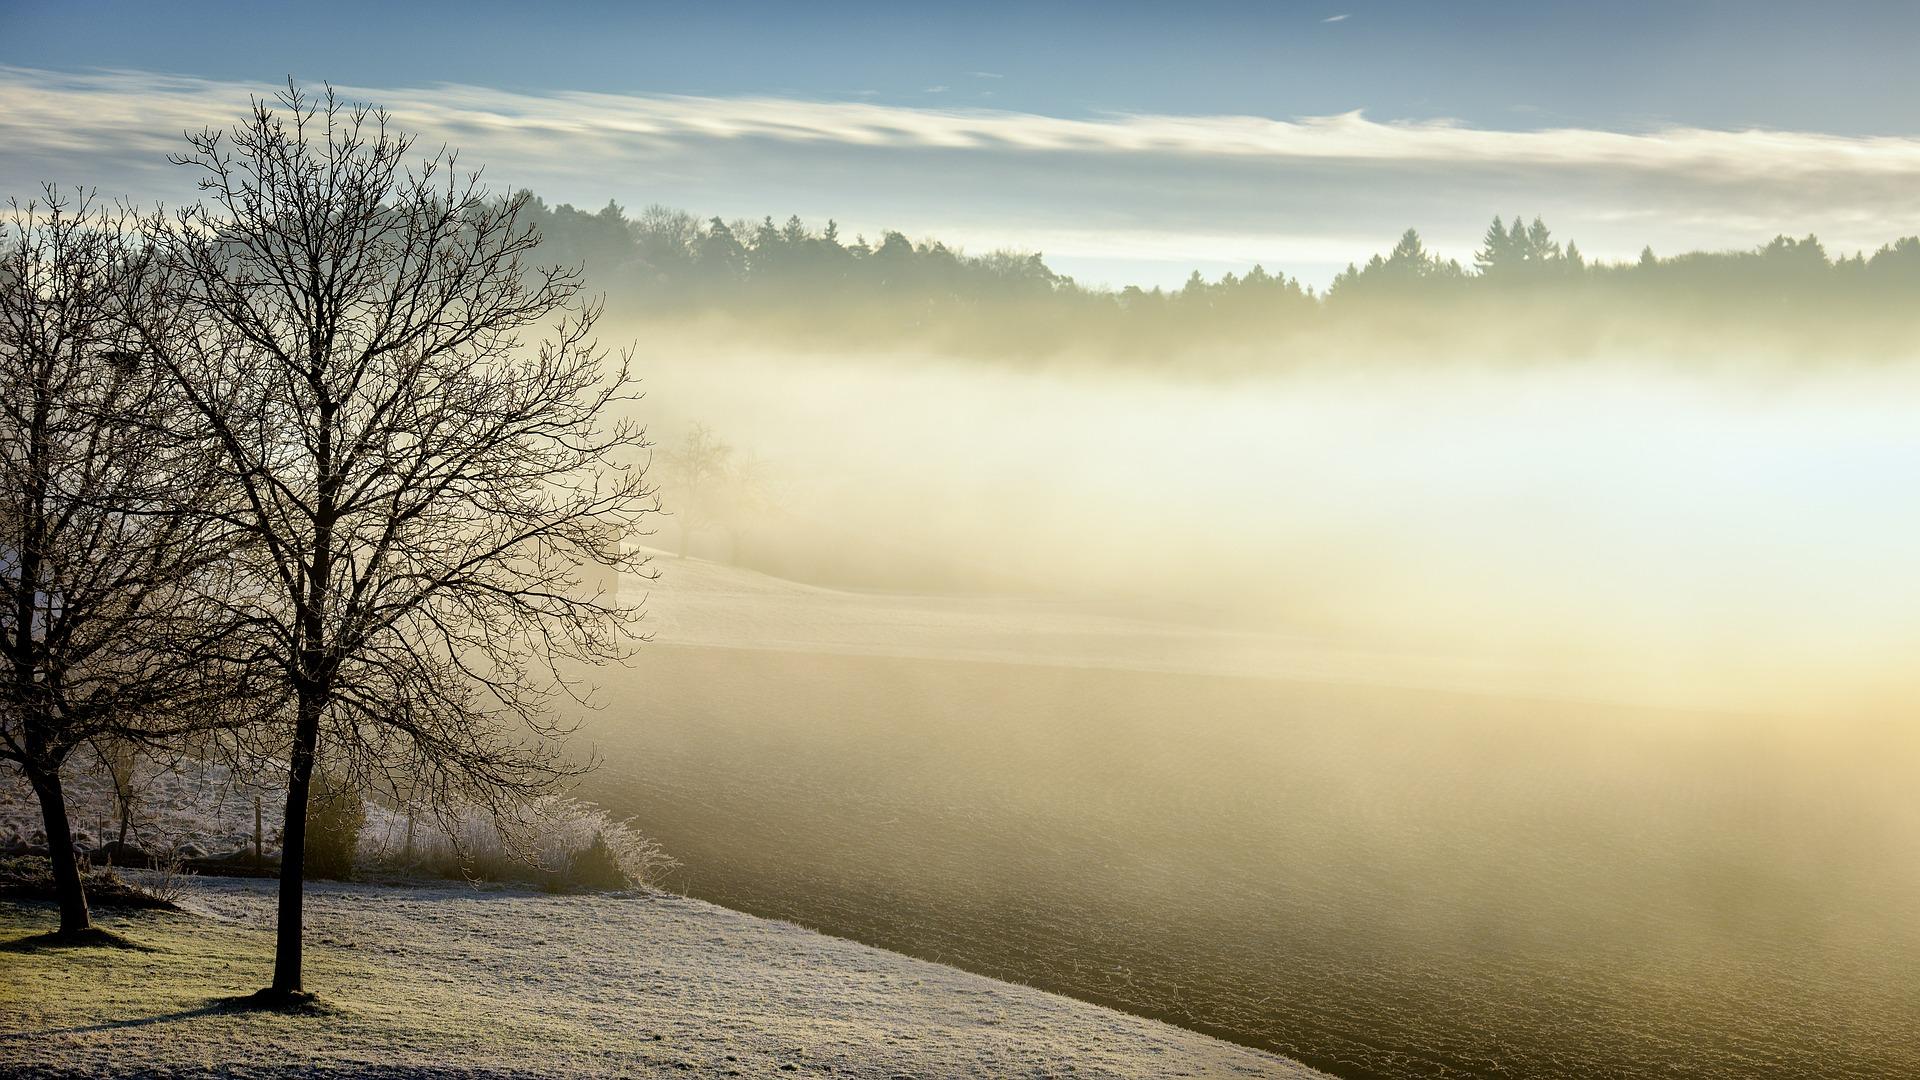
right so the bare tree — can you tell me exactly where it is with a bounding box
[659,422,733,558]
[95,738,140,855]
[0,187,249,939]
[137,84,657,1003]
[658,423,779,562]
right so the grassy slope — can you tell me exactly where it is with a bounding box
[0,878,1319,1080]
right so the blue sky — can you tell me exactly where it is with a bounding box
[4,1,1919,286]
[9,1,1919,133]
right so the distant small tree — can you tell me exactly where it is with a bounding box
[694,217,747,288]
[1385,229,1454,279]
[1478,214,1566,279]
[1524,216,1560,264]
[96,740,140,855]
[138,83,658,1001]
[1328,229,1467,303]
[659,423,734,558]
[1474,214,1512,275]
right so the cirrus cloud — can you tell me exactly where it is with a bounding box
[3,65,1918,287]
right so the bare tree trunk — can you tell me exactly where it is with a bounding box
[26,761,90,934]
[270,694,321,994]
[109,746,135,853]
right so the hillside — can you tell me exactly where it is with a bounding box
[630,551,1519,697]
[0,877,1322,1079]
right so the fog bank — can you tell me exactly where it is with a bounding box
[625,339,1920,718]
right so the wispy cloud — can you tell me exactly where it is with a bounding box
[969,71,1005,79]
[925,85,949,94]
[10,66,1919,183]
[1322,14,1351,23]
[3,66,1917,286]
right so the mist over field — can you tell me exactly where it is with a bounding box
[568,331,1920,1078]
[622,334,1920,715]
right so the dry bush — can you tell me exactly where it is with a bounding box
[134,851,197,906]
[363,795,675,891]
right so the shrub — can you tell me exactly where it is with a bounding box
[137,851,197,905]
[566,833,629,890]
[305,771,367,880]
[360,795,676,891]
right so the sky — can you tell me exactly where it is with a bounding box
[3,1,1919,287]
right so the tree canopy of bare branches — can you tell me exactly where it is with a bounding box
[136,84,658,999]
[0,187,251,935]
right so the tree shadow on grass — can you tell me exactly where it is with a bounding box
[0,1002,234,1038]
[0,926,157,952]
[0,991,339,1041]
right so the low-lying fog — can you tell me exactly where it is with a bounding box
[626,337,1920,719]
[572,336,1920,1079]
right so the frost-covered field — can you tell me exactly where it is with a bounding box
[0,878,1320,1079]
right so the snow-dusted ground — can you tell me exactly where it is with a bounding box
[1,876,1324,1079]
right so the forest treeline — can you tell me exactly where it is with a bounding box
[526,196,1920,361]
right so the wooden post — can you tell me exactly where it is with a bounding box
[254,795,263,869]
